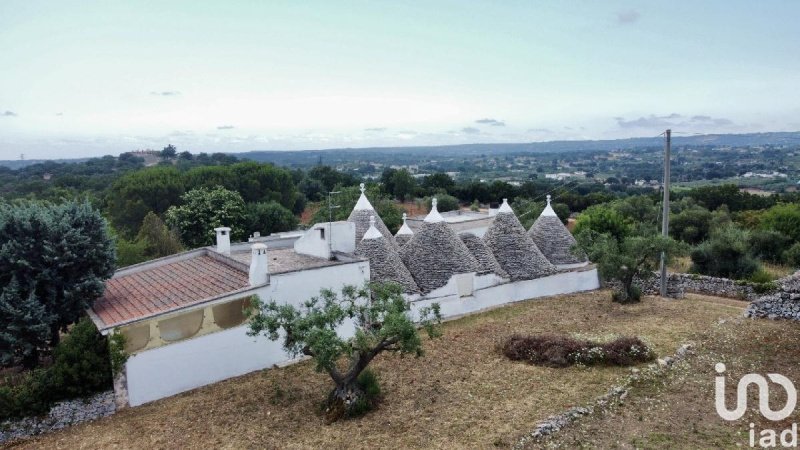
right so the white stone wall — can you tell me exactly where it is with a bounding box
[409,268,600,321]
[123,260,369,406]
[122,262,598,407]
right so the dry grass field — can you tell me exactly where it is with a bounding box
[6,290,785,449]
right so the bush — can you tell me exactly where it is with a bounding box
[748,230,792,264]
[0,318,113,421]
[748,268,774,284]
[425,195,459,213]
[243,201,299,237]
[690,225,759,279]
[785,243,800,268]
[499,334,655,368]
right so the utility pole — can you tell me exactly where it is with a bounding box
[327,190,341,260]
[659,129,672,297]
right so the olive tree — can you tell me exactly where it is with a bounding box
[247,282,441,420]
[575,226,686,303]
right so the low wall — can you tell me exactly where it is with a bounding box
[410,267,600,321]
[635,272,765,301]
[746,271,800,321]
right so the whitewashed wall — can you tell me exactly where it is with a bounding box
[123,263,598,406]
[408,268,600,321]
[124,260,369,406]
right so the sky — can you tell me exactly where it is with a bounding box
[1,1,800,160]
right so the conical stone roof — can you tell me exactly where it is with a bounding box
[459,232,509,278]
[395,212,413,247]
[356,216,420,294]
[347,183,398,249]
[529,195,587,266]
[483,199,556,281]
[399,198,481,293]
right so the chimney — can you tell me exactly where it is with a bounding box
[249,243,269,286]
[214,227,231,255]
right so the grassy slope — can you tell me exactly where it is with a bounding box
[540,295,800,449]
[5,291,770,449]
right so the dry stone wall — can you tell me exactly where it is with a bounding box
[634,272,768,301]
[746,271,800,321]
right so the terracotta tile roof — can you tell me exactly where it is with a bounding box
[92,253,249,329]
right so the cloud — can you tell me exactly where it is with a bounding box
[216,125,235,130]
[527,128,551,133]
[475,118,505,127]
[55,112,64,116]
[615,114,682,128]
[2,110,17,117]
[689,115,733,126]
[615,113,734,129]
[364,127,387,132]
[616,10,640,24]
[150,91,181,96]
[461,126,481,134]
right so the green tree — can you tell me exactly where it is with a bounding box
[422,172,455,194]
[0,200,115,367]
[389,169,417,202]
[165,187,246,248]
[690,225,759,279]
[576,226,685,304]
[784,243,800,268]
[247,283,441,420]
[160,144,177,159]
[243,201,299,237]
[759,203,800,242]
[670,206,713,244]
[105,166,185,237]
[0,278,53,368]
[573,204,632,242]
[135,212,183,259]
[748,229,792,263]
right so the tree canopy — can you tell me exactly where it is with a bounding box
[248,283,441,420]
[165,186,247,248]
[0,200,116,367]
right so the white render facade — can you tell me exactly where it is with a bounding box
[92,187,598,407]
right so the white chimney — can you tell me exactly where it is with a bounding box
[214,227,231,255]
[249,243,269,286]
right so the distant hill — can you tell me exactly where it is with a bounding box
[2,131,799,169]
[233,131,800,167]
[0,158,91,170]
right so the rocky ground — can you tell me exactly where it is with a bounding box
[0,391,115,444]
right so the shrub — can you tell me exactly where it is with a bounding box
[748,268,774,284]
[748,230,792,264]
[425,195,459,213]
[499,334,655,368]
[785,243,800,268]
[690,225,759,279]
[0,318,113,421]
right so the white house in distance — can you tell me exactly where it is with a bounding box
[89,184,599,407]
